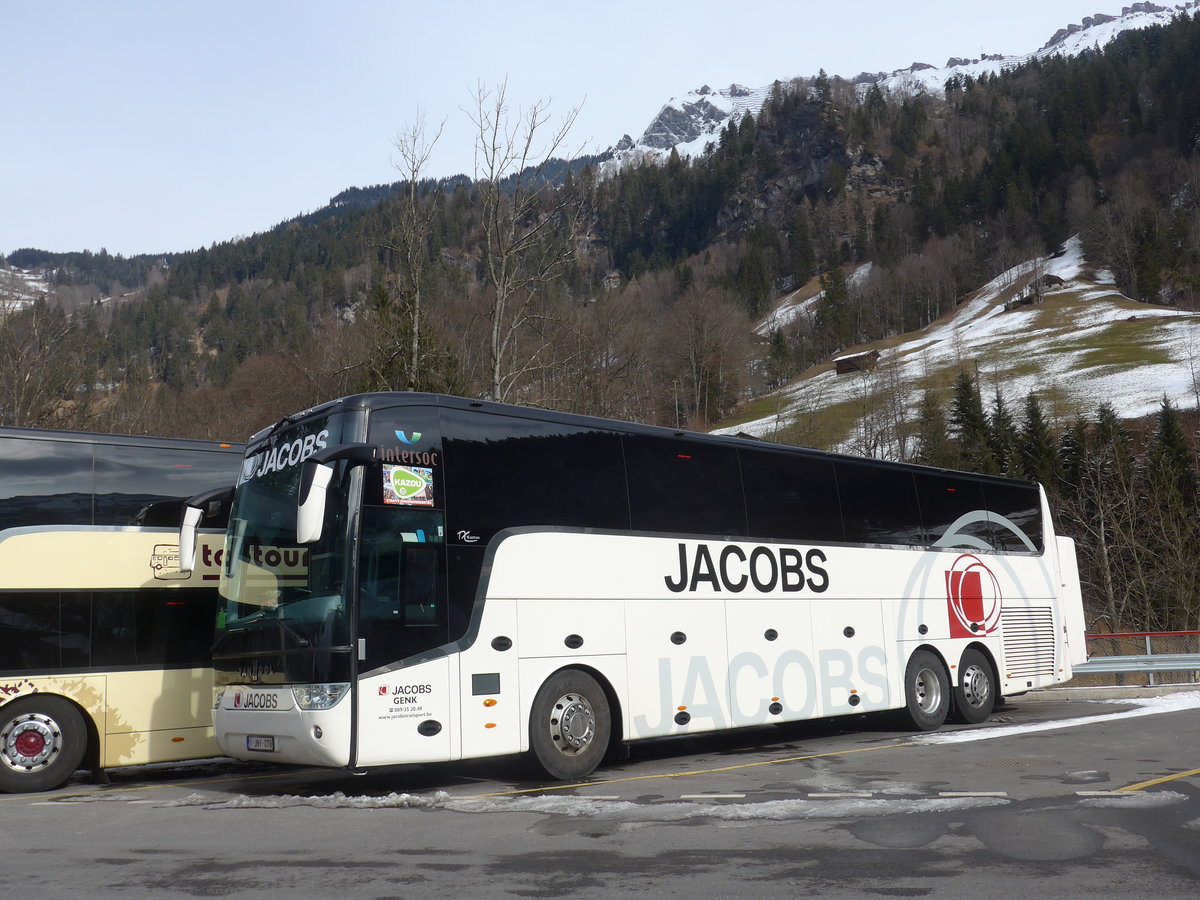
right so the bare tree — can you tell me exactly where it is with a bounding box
[469,79,588,402]
[369,109,446,391]
[0,299,95,428]
[662,287,752,429]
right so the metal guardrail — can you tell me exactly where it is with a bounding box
[1077,631,1200,684]
[1073,654,1200,674]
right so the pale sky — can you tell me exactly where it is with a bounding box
[2,0,1110,257]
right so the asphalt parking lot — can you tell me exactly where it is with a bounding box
[3,689,1198,898]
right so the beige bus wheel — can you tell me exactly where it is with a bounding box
[0,696,88,793]
[529,670,611,781]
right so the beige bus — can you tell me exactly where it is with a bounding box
[0,427,242,793]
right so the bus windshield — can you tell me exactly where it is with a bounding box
[216,414,354,652]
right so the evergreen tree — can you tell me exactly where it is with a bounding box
[788,210,815,281]
[1145,396,1195,506]
[814,267,852,352]
[948,370,995,474]
[765,328,793,390]
[914,389,956,468]
[987,389,1020,476]
[735,245,772,316]
[1142,397,1200,630]
[1018,392,1060,488]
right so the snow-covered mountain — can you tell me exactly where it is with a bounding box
[609,1,1200,166]
[714,237,1200,456]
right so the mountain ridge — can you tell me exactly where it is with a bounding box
[607,1,1200,167]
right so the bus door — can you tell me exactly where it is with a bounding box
[353,506,457,767]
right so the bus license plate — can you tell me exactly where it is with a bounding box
[246,735,275,752]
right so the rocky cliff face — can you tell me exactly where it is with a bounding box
[716,101,894,237]
[638,89,732,150]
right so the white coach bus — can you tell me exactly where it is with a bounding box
[0,427,242,792]
[204,393,1086,780]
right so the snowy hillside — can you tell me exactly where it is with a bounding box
[0,265,49,311]
[714,237,1200,456]
[611,1,1200,165]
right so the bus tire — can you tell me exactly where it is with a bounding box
[529,670,611,781]
[952,648,996,724]
[0,696,88,793]
[902,650,950,731]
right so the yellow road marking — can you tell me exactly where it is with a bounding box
[1119,767,1200,792]
[456,742,916,799]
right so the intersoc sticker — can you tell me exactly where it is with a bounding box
[383,464,434,506]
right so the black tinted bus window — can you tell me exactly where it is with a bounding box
[357,506,449,670]
[59,593,92,668]
[91,593,138,667]
[0,594,62,671]
[835,461,922,546]
[441,411,628,544]
[132,590,218,666]
[94,446,239,525]
[740,449,842,543]
[625,436,746,536]
[913,473,992,549]
[0,438,94,528]
[984,483,1043,552]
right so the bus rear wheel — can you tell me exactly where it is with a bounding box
[951,649,996,724]
[902,650,950,731]
[529,670,611,781]
[0,696,88,793]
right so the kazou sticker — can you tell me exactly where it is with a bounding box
[383,464,434,506]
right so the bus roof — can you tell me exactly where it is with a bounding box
[0,425,243,453]
[245,392,1040,489]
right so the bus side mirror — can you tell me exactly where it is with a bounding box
[296,443,379,544]
[297,462,334,543]
[178,485,233,575]
[178,505,204,575]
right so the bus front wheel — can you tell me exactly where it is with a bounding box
[902,650,950,731]
[0,696,88,793]
[951,649,996,724]
[529,670,611,781]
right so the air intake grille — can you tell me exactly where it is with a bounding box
[1001,606,1056,678]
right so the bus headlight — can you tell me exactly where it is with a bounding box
[292,683,350,710]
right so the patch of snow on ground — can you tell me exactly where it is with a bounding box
[167,790,451,810]
[444,794,1006,822]
[754,264,872,336]
[915,691,1200,746]
[0,266,49,311]
[1079,791,1189,809]
[756,288,821,336]
[1046,236,1085,281]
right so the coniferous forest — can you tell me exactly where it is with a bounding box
[4,14,1200,632]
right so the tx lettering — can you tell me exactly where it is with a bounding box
[665,542,829,593]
